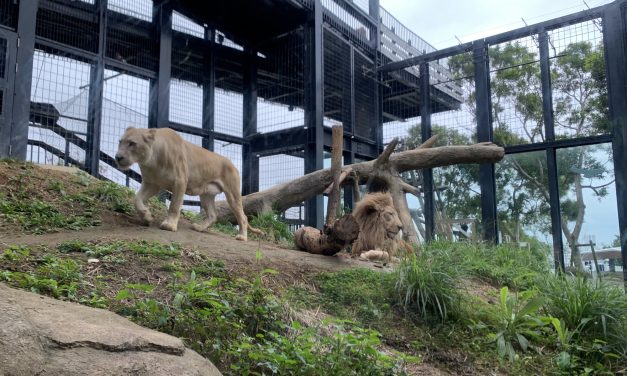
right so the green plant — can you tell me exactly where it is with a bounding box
[1,245,31,261]
[249,212,293,243]
[540,274,627,370]
[392,249,462,322]
[1,256,83,299]
[440,241,550,289]
[0,197,98,233]
[87,181,134,214]
[490,286,546,362]
[228,320,415,376]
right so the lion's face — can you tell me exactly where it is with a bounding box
[115,127,155,170]
[380,205,403,239]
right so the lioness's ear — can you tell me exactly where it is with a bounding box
[125,126,136,131]
[143,129,156,144]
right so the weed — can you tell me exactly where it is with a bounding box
[87,181,134,214]
[392,249,462,323]
[249,212,293,244]
[540,274,627,368]
[0,197,98,233]
[487,287,547,362]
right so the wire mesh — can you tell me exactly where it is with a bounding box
[488,36,542,146]
[548,19,608,139]
[169,79,203,128]
[354,49,376,140]
[214,88,243,137]
[259,153,305,223]
[28,48,91,167]
[380,68,421,145]
[321,0,373,52]
[495,151,551,246]
[99,69,149,182]
[556,143,617,265]
[106,5,158,72]
[0,0,18,29]
[257,29,305,133]
[323,29,351,129]
[173,10,204,39]
[108,0,152,22]
[36,0,99,53]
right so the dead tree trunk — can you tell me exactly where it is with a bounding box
[294,126,359,255]
[216,137,505,247]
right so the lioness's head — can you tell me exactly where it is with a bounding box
[115,126,156,170]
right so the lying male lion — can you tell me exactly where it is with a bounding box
[351,192,406,262]
[115,126,262,241]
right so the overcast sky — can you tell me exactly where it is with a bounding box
[379,0,613,49]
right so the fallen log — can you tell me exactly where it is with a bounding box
[215,138,505,246]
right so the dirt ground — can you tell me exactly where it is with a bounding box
[0,162,482,376]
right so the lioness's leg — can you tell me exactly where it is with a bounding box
[160,182,185,232]
[224,190,248,241]
[192,193,217,232]
[135,183,160,225]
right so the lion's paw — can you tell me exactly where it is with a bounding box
[235,234,247,241]
[159,221,178,232]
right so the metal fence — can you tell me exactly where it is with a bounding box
[0,0,625,280]
[379,0,627,277]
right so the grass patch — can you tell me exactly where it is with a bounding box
[0,162,145,233]
[392,248,463,323]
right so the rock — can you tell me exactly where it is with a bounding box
[0,283,222,376]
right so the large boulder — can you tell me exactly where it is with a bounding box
[0,283,222,376]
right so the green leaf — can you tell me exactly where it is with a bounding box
[115,289,130,300]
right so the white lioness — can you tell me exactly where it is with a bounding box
[115,126,262,241]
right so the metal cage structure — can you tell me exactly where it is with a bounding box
[0,0,625,282]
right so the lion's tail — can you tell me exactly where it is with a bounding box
[248,224,265,236]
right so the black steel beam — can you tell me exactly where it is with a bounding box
[168,121,243,145]
[540,29,565,272]
[603,2,627,290]
[10,0,38,159]
[150,1,172,128]
[420,62,435,242]
[202,27,215,151]
[86,0,106,176]
[473,40,498,244]
[547,147,565,272]
[378,4,605,73]
[243,47,259,195]
[304,0,325,228]
[504,134,613,155]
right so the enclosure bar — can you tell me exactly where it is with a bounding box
[420,62,435,242]
[539,29,565,272]
[202,27,215,151]
[378,4,605,73]
[86,0,107,176]
[150,0,172,128]
[473,40,498,244]
[603,2,627,290]
[369,0,380,51]
[344,47,357,211]
[546,147,565,272]
[304,0,325,228]
[504,134,613,155]
[243,47,259,195]
[539,31,555,142]
[9,0,38,159]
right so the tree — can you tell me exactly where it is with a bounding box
[421,40,612,270]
